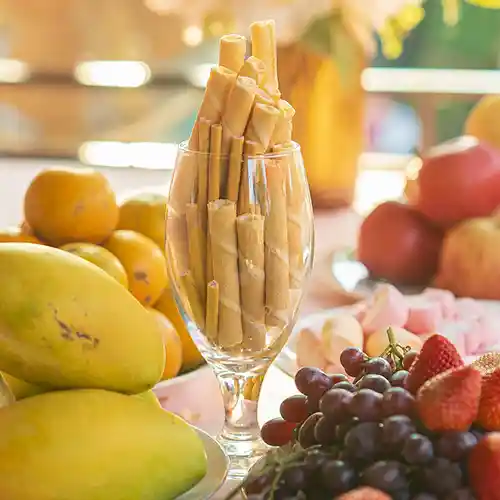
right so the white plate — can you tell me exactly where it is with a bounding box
[275,299,500,378]
[177,427,229,500]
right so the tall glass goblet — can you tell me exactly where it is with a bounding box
[166,140,314,477]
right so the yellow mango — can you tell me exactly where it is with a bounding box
[0,389,207,500]
[2,372,48,400]
[134,389,161,407]
[0,243,164,393]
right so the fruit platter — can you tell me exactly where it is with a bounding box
[231,336,500,499]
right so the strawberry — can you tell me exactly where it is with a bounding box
[478,367,500,431]
[468,432,500,500]
[336,487,390,500]
[406,334,464,394]
[417,365,481,431]
[472,352,500,377]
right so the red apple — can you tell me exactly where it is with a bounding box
[416,136,500,227]
[358,201,443,285]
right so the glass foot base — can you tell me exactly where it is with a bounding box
[216,435,269,480]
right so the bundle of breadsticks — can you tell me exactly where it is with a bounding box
[168,20,308,352]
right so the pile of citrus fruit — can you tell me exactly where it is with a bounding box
[2,165,203,397]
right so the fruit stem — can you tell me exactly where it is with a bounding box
[387,327,397,348]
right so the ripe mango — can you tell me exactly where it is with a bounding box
[0,389,207,500]
[0,243,164,393]
[2,372,47,400]
[134,389,162,407]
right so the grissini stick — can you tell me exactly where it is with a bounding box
[237,213,266,350]
[250,20,280,100]
[264,162,290,328]
[221,76,258,154]
[197,118,211,236]
[208,199,243,347]
[274,142,304,289]
[219,34,247,73]
[270,100,295,146]
[186,203,206,309]
[227,136,244,203]
[206,280,219,341]
[207,124,223,284]
[193,66,236,145]
[238,55,266,84]
[246,103,281,154]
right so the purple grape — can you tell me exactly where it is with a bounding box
[320,459,357,493]
[349,389,383,421]
[359,374,391,394]
[333,381,358,393]
[330,373,349,385]
[391,370,409,388]
[295,367,333,399]
[435,431,478,461]
[382,415,416,450]
[298,412,322,448]
[319,388,353,422]
[381,387,415,417]
[336,418,358,442]
[402,433,434,464]
[314,416,337,445]
[279,394,309,423]
[281,465,307,492]
[421,458,462,496]
[306,396,320,414]
[261,418,296,447]
[360,460,408,493]
[403,350,418,370]
[363,357,392,379]
[245,472,274,494]
[344,422,382,461]
[412,494,438,500]
[340,347,365,377]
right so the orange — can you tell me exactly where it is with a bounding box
[118,190,168,251]
[60,242,129,288]
[155,287,204,371]
[103,230,168,306]
[465,95,500,150]
[23,166,119,246]
[147,308,182,380]
[0,226,43,244]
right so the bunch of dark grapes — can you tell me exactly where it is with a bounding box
[244,343,481,500]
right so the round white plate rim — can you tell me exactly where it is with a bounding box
[275,299,500,378]
[154,364,210,390]
[176,427,229,500]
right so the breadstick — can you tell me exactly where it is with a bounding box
[250,20,280,99]
[238,140,259,215]
[227,136,244,202]
[197,118,211,236]
[237,213,266,350]
[190,66,236,148]
[219,34,247,73]
[208,199,243,347]
[238,55,266,84]
[221,76,257,154]
[180,272,205,329]
[206,280,219,341]
[274,142,304,289]
[186,203,206,309]
[270,100,295,146]
[264,162,290,328]
[208,124,222,202]
[246,103,280,154]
